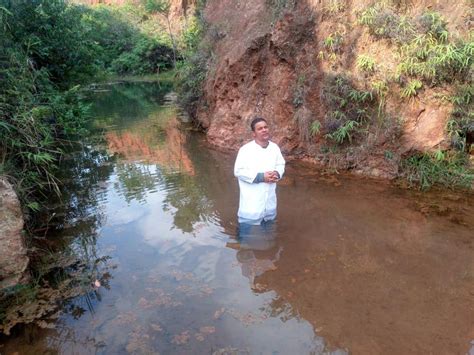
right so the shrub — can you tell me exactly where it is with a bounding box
[323,32,344,53]
[447,84,474,151]
[266,0,296,22]
[358,6,473,85]
[3,0,101,87]
[358,4,415,43]
[0,0,91,213]
[321,75,375,144]
[111,37,174,74]
[323,0,344,16]
[400,79,423,98]
[401,151,473,190]
[176,3,209,119]
[356,55,377,72]
[81,4,175,76]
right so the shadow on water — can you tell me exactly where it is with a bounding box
[2,81,473,354]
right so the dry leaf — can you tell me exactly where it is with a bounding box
[151,323,163,332]
[199,326,215,334]
[213,307,226,320]
[172,331,190,345]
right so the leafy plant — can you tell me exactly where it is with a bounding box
[323,0,344,16]
[446,84,474,151]
[400,79,423,98]
[292,75,306,108]
[323,32,344,53]
[266,0,296,23]
[371,80,389,120]
[310,120,321,137]
[359,6,472,85]
[401,151,473,190]
[176,0,209,118]
[0,0,92,214]
[320,75,376,145]
[142,0,177,68]
[384,150,394,160]
[356,55,376,72]
[325,120,359,144]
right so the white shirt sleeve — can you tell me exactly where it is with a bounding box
[274,145,285,179]
[234,146,258,184]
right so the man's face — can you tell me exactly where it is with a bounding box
[253,121,270,143]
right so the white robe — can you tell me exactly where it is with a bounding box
[234,140,285,224]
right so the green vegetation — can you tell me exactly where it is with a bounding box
[141,0,177,68]
[326,120,360,144]
[323,0,344,16]
[400,79,423,98]
[446,84,474,152]
[310,120,322,137]
[323,32,344,53]
[358,5,472,86]
[266,0,296,23]
[0,1,94,214]
[82,3,175,75]
[0,0,178,216]
[321,75,375,144]
[292,75,306,108]
[401,151,473,190]
[176,1,211,119]
[357,4,473,189]
[371,80,389,120]
[356,55,377,72]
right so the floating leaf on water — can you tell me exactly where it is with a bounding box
[94,280,101,288]
[199,326,216,334]
[227,309,265,326]
[112,312,137,326]
[212,346,250,355]
[213,307,226,320]
[126,326,154,354]
[171,331,190,345]
[200,286,214,296]
[176,285,193,294]
[150,323,163,332]
[195,333,205,342]
[171,270,195,282]
[138,297,151,309]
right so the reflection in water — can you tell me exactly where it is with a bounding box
[232,221,282,288]
[2,82,473,355]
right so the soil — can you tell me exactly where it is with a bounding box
[197,0,473,179]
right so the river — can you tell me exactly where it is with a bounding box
[1,81,473,354]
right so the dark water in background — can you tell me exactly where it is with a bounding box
[2,82,473,354]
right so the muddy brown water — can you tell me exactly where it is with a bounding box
[1,82,473,354]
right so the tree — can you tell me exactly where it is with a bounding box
[142,0,177,68]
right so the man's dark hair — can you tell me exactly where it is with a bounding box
[250,117,267,132]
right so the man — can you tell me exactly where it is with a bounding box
[234,117,285,225]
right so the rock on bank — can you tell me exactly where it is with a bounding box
[0,178,29,289]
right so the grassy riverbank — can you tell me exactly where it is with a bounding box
[0,0,177,219]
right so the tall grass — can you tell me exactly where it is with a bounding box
[0,1,92,215]
[401,151,473,190]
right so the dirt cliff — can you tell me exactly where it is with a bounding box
[196,0,472,179]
